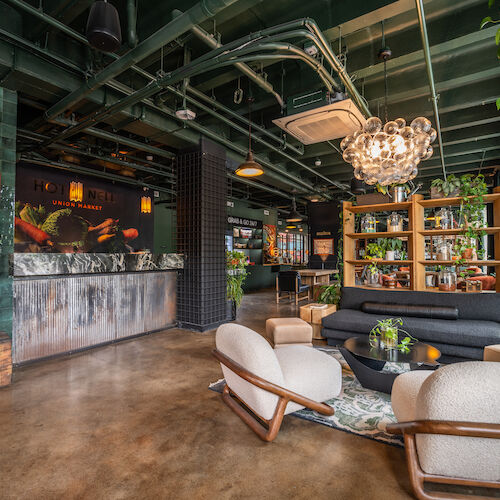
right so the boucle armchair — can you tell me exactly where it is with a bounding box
[213,323,342,442]
[388,362,500,500]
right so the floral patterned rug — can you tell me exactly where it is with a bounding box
[209,347,406,447]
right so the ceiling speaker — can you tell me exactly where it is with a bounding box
[86,1,122,53]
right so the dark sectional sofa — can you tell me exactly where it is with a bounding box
[322,287,500,363]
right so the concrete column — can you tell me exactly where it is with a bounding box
[0,87,16,385]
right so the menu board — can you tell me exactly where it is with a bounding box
[14,163,154,253]
[313,238,334,256]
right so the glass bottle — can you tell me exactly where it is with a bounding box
[361,214,377,233]
[438,269,457,292]
[435,207,453,230]
[436,241,452,261]
[387,212,403,232]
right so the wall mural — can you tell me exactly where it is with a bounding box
[263,224,278,264]
[14,163,154,253]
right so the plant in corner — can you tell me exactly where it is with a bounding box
[226,250,248,317]
[317,282,341,305]
[369,317,418,352]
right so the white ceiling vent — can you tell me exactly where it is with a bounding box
[272,98,366,145]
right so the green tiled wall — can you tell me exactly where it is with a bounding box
[0,88,16,337]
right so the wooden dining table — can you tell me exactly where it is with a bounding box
[298,269,338,287]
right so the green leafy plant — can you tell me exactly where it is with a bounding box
[480,0,500,109]
[317,283,341,305]
[381,238,403,253]
[226,250,248,307]
[369,317,418,353]
[430,174,460,197]
[457,173,488,259]
[364,240,384,274]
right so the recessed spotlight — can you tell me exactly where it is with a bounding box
[146,155,153,161]
[314,157,322,166]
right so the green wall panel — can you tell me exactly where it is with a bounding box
[0,87,16,338]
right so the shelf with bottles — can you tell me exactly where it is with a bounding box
[346,231,411,239]
[346,201,412,214]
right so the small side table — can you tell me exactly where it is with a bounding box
[299,303,336,340]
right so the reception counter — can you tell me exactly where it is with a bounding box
[11,253,183,364]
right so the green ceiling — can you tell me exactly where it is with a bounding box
[0,0,498,207]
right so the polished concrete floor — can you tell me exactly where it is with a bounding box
[0,289,414,499]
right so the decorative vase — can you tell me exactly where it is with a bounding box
[438,269,457,292]
[387,212,403,232]
[380,326,398,349]
[361,214,377,233]
[365,269,381,287]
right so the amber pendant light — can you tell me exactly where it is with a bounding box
[235,97,264,177]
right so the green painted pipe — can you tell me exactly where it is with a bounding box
[84,127,175,159]
[166,86,346,192]
[44,0,242,120]
[173,9,285,109]
[415,0,447,180]
[23,157,175,194]
[185,85,303,156]
[127,0,138,48]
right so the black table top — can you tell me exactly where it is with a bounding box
[343,336,441,365]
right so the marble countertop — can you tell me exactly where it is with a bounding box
[12,253,184,277]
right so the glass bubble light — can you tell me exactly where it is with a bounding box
[340,116,436,185]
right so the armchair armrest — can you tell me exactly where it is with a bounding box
[387,420,500,439]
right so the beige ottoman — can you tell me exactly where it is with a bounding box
[266,317,313,348]
[484,345,500,362]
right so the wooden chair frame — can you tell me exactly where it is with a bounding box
[387,420,500,500]
[275,276,310,305]
[213,348,334,442]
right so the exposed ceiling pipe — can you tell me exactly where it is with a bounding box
[159,86,339,192]
[185,85,303,156]
[22,156,175,194]
[127,0,138,48]
[414,0,447,180]
[172,9,284,109]
[84,127,175,160]
[228,173,300,200]
[44,0,242,120]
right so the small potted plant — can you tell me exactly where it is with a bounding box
[381,238,403,261]
[363,242,384,286]
[369,317,417,352]
[430,174,460,199]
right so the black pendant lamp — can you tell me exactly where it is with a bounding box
[86,1,122,53]
[235,97,264,177]
[286,198,303,223]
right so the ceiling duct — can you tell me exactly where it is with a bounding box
[273,91,366,145]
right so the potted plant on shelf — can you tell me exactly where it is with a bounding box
[457,173,488,260]
[369,317,418,352]
[363,241,384,286]
[376,182,412,203]
[226,250,248,319]
[381,238,403,261]
[430,174,460,199]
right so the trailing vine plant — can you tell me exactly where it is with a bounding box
[480,0,500,110]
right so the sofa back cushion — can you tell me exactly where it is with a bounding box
[340,287,500,323]
[361,301,458,320]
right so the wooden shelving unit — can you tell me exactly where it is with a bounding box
[343,187,500,293]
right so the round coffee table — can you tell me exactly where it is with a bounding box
[339,336,441,394]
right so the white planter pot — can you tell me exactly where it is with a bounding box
[385,250,395,261]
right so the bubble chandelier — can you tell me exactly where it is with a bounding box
[340,116,437,186]
[340,22,436,186]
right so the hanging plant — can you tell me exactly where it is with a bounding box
[226,250,248,308]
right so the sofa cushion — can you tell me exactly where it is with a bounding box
[339,287,500,323]
[322,309,500,348]
[361,301,458,320]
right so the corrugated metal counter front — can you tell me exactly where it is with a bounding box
[12,253,183,364]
